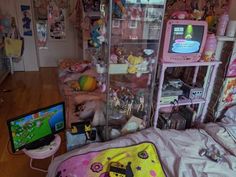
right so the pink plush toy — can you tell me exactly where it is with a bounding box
[74,100,106,126]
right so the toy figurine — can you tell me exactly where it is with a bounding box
[136,60,149,77]
[126,99,134,115]
[113,93,121,108]
[113,0,126,18]
[110,54,118,63]
[137,95,145,112]
[89,19,105,48]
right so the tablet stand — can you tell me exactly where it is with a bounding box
[23,134,61,173]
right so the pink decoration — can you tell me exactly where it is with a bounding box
[227,58,236,77]
[202,33,217,62]
[216,12,229,36]
[150,170,156,177]
[82,160,90,166]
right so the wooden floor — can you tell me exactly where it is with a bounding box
[0,68,67,177]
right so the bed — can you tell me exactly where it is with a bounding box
[47,117,236,177]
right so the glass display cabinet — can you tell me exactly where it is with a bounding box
[103,0,166,139]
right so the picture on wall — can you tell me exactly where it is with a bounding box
[36,21,48,49]
[34,0,48,20]
[21,5,33,36]
[216,77,236,116]
[48,1,66,40]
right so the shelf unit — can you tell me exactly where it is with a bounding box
[77,0,102,60]
[213,36,236,118]
[154,60,221,128]
[102,0,166,140]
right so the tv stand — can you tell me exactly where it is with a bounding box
[23,134,61,172]
[25,134,55,150]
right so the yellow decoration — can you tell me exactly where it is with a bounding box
[85,124,92,132]
[128,55,143,65]
[128,65,137,74]
[71,126,78,134]
[87,142,166,177]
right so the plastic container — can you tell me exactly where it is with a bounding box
[216,12,229,36]
[203,33,217,62]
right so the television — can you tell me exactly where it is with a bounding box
[162,20,208,63]
[7,102,66,153]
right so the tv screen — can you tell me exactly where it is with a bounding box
[168,24,205,54]
[7,102,65,152]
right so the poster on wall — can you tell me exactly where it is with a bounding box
[34,0,48,20]
[21,5,33,36]
[48,1,66,40]
[36,21,48,49]
[216,77,236,116]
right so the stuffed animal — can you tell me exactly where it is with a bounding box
[127,55,144,75]
[89,19,105,48]
[113,0,126,18]
[128,55,143,65]
[78,75,97,91]
[67,80,80,91]
[74,100,106,126]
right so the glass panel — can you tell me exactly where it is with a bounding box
[106,0,165,139]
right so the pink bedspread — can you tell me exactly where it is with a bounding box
[47,126,236,177]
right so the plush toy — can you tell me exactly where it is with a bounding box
[67,80,80,91]
[74,100,106,126]
[67,63,89,73]
[127,55,144,75]
[89,19,105,48]
[79,75,97,91]
[127,65,137,74]
[113,0,126,18]
[59,59,76,69]
[128,55,143,65]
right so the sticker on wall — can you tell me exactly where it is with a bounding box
[36,21,48,49]
[21,5,33,36]
[48,1,66,40]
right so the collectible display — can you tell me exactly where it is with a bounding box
[104,0,166,139]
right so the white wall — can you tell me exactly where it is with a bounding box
[37,13,78,67]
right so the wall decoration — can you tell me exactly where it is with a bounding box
[36,21,48,49]
[48,1,66,40]
[216,78,236,115]
[34,0,48,20]
[21,5,32,36]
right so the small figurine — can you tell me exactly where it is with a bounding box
[113,0,126,18]
[110,54,118,63]
[126,99,134,115]
[112,91,121,108]
[137,95,145,112]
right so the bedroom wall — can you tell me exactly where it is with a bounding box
[0,0,39,71]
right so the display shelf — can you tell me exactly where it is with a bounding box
[85,11,101,17]
[217,36,236,42]
[103,0,166,140]
[154,58,221,128]
[160,97,206,108]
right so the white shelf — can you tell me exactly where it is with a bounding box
[160,98,206,108]
[160,61,221,68]
[217,36,236,42]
